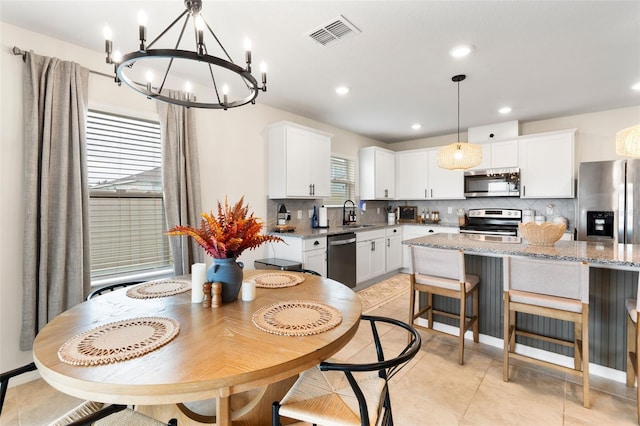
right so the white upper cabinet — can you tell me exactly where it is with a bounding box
[426,149,465,199]
[519,129,576,198]
[359,146,395,200]
[394,148,464,200]
[395,149,429,199]
[268,121,331,199]
[491,140,519,168]
[470,139,519,170]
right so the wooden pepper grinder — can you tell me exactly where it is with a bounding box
[211,282,223,308]
[202,282,212,308]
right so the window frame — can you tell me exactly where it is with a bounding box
[325,155,357,207]
[86,109,173,287]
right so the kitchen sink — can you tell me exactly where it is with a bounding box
[340,224,375,229]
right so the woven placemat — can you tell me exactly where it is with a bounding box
[252,300,342,336]
[252,272,305,289]
[126,279,191,299]
[58,317,180,366]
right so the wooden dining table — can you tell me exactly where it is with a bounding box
[32,270,362,425]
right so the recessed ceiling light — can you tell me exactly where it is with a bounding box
[411,123,422,130]
[335,86,350,95]
[632,81,640,91]
[449,45,473,58]
[499,106,512,114]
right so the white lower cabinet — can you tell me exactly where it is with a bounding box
[402,225,459,270]
[302,238,327,276]
[356,229,386,284]
[267,236,327,276]
[385,226,403,272]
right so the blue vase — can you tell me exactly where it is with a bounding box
[207,258,244,302]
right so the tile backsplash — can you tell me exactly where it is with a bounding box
[267,197,576,230]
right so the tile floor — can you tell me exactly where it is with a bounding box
[2,289,638,425]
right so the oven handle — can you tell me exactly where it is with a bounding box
[459,229,517,236]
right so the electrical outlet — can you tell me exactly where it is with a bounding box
[377,207,380,214]
[448,207,453,214]
[308,209,313,218]
[546,204,554,215]
[297,210,302,219]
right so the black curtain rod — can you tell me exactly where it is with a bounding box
[12,46,113,80]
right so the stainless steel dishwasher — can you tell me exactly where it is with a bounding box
[327,232,357,288]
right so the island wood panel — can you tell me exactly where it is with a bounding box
[421,256,639,370]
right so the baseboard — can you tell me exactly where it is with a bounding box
[414,318,626,383]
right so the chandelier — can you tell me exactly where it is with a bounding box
[103,0,266,109]
[437,74,482,170]
[615,124,640,158]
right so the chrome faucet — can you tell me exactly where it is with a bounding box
[343,200,356,225]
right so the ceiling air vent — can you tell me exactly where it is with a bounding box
[307,15,361,47]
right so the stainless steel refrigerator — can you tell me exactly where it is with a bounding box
[577,160,639,244]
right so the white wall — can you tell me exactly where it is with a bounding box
[0,22,381,373]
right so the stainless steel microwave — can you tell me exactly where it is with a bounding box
[464,168,520,197]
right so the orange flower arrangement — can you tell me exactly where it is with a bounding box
[167,196,283,259]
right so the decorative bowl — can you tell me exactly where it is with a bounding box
[518,222,566,246]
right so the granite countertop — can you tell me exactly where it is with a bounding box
[404,233,640,269]
[269,221,459,239]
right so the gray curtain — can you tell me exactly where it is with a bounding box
[157,91,204,275]
[20,52,90,350]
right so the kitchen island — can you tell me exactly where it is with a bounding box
[403,233,640,378]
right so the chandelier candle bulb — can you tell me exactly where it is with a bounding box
[195,15,204,55]
[185,81,192,101]
[145,71,153,93]
[244,38,252,72]
[191,263,206,303]
[261,62,267,88]
[103,26,112,63]
[137,10,147,50]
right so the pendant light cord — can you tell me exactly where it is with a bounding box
[457,79,460,143]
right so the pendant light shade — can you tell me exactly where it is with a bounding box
[615,124,640,158]
[437,142,483,170]
[437,74,482,170]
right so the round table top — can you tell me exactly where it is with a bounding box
[32,270,362,405]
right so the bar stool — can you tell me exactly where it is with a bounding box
[503,255,590,408]
[409,245,479,365]
[625,272,640,423]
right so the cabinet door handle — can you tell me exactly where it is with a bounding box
[428,229,434,233]
[314,240,320,245]
[384,189,388,198]
[371,241,375,251]
[387,238,390,247]
[312,184,315,195]
[430,189,433,198]
[425,189,427,198]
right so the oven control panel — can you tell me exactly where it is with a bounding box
[468,209,522,219]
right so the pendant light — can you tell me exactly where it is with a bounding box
[615,124,640,158]
[437,74,482,170]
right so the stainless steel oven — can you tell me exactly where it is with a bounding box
[459,209,522,243]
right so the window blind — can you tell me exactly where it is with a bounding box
[326,156,356,207]
[87,110,172,282]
